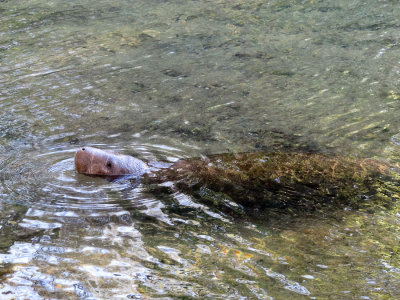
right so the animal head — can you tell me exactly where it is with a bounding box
[74,146,144,176]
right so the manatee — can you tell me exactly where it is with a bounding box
[74,147,398,211]
[74,147,148,178]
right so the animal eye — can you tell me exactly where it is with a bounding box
[106,162,112,168]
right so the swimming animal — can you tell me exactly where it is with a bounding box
[74,146,148,177]
[75,147,398,211]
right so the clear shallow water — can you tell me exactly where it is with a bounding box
[1,0,400,299]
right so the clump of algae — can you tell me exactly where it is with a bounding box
[154,152,399,213]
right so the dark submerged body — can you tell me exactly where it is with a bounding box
[152,152,396,212]
[75,147,398,212]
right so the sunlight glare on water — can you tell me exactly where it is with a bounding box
[0,0,400,299]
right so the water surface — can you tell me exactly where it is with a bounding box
[1,0,400,299]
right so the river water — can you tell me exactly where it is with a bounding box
[1,0,400,299]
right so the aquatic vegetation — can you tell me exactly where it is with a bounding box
[1,0,400,298]
[155,152,400,213]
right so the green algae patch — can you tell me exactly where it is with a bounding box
[155,152,399,212]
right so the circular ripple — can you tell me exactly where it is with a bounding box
[5,142,202,229]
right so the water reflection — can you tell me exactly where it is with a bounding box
[0,146,318,299]
[0,0,400,298]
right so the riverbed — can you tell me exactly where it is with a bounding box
[1,0,400,299]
